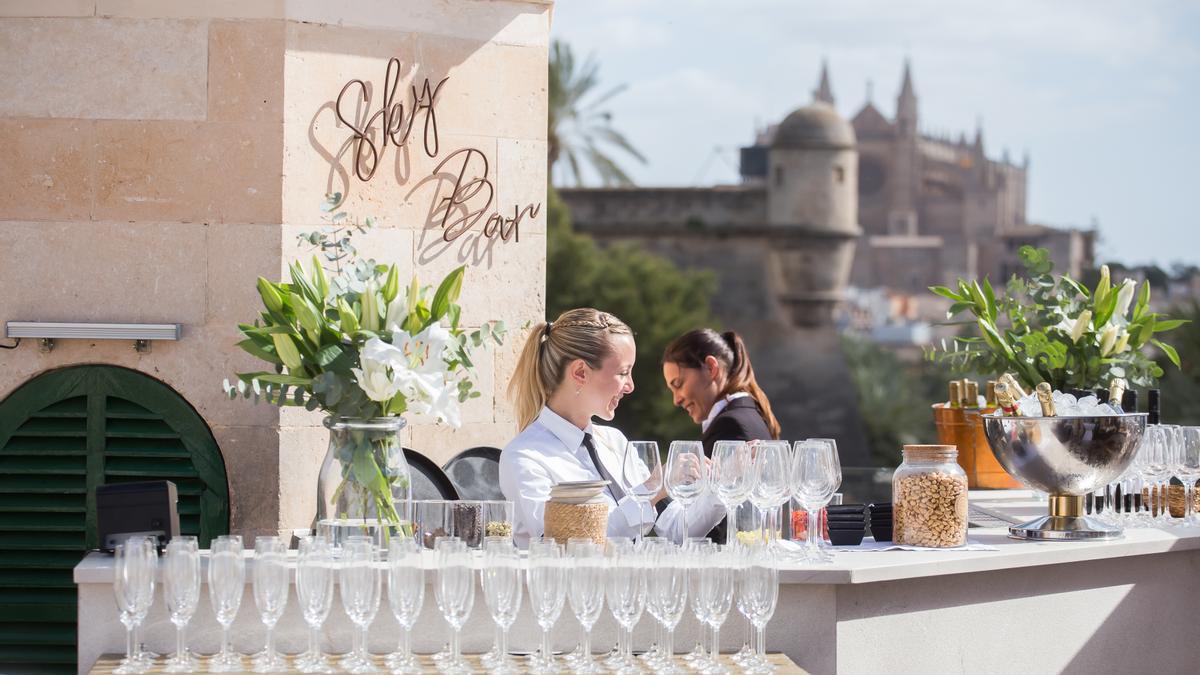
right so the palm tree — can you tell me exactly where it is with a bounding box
[549,40,647,186]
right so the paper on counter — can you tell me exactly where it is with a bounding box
[832,537,998,552]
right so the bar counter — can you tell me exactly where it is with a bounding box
[75,491,1200,674]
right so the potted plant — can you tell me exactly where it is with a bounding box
[926,245,1185,486]
[224,195,504,544]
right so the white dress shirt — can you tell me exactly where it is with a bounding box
[701,392,751,433]
[499,406,725,547]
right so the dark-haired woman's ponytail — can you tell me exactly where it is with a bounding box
[720,332,782,439]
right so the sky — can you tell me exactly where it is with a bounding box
[550,0,1200,269]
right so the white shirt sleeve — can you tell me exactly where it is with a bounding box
[498,447,554,547]
[653,490,727,544]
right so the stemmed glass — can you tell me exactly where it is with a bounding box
[481,537,523,674]
[295,536,336,673]
[712,441,755,547]
[209,535,246,672]
[527,539,569,674]
[113,536,156,675]
[567,540,607,674]
[340,537,382,673]
[1163,426,1185,525]
[647,544,688,674]
[251,536,289,672]
[666,440,709,539]
[625,440,664,545]
[162,536,200,673]
[749,441,791,548]
[637,538,670,669]
[697,545,737,674]
[386,536,425,674]
[1141,426,1171,524]
[740,545,780,675]
[1181,427,1200,526]
[436,538,475,675]
[682,538,716,667]
[606,539,647,674]
[792,440,839,563]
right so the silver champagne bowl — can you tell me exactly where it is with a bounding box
[983,413,1147,540]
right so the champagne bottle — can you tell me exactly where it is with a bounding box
[994,381,1020,416]
[985,380,998,408]
[1148,389,1160,424]
[1107,378,1127,413]
[948,380,963,408]
[1035,382,1056,416]
[999,373,1028,400]
[963,380,979,409]
[1122,390,1138,413]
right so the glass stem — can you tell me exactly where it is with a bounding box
[581,625,591,663]
[807,508,820,555]
[663,628,674,660]
[124,625,134,662]
[712,626,720,660]
[742,611,750,649]
[133,623,142,658]
[682,503,689,541]
[541,627,551,665]
[624,625,634,661]
[726,504,736,547]
[175,624,185,660]
[452,626,461,664]
[757,625,766,660]
[500,626,510,663]
[309,625,320,658]
[266,625,275,660]
[221,625,231,657]
[361,625,370,660]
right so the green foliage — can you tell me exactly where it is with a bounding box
[1158,301,1200,425]
[545,187,719,443]
[549,41,646,186]
[844,335,953,467]
[928,245,1186,391]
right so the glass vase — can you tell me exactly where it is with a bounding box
[315,417,413,551]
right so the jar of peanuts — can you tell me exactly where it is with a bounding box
[893,445,968,548]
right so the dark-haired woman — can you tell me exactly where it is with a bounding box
[661,329,781,456]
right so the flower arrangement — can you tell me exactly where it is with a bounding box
[224,194,504,525]
[928,245,1185,392]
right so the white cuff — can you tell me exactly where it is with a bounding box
[616,497,655,531]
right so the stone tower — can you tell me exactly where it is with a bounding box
[889,59,920,235]
[766,99,860,326]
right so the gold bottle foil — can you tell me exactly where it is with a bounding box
[948,380,963,408]
[1000,373,1029,400]
[994,381,1020,415]
[1108,378,1127,409]
[1035,382,1056,416]
[985,380,998,407]
[963,380,979,408]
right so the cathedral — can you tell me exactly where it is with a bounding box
[740,60,1093,298]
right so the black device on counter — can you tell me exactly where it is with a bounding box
[96,480,179,552]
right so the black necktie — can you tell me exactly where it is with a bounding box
[582,433,625,502]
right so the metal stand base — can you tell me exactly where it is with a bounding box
[1008,515,1123,541]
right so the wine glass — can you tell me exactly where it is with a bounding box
[792,440,839,563]
[749,441,791,548]
[113,536,156,675]
[481,537,523,674]
[295,536,335,674]
[162,536,200,673]
[436,538,475,675]
[647,543,688,674]
[340,537,382,673]
[251,537,289,672]
[386,536,425,674]
[209,535,246,672]
[624,440,664,545]
[712,441,755,547]
[605,539,646,675]
[1180,427,1200,526]
[567,540,607,674]
[667,440,709,539]
[528,539,568,674]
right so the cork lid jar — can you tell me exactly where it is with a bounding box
[892,445,968,548]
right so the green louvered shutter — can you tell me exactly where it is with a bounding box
[0,366,229,674]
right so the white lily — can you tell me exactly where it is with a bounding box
[1098,325,1119,356]
[352,338,409,402]
[1113,331,1131,354]
[1113,279,1137,322]
[1054,309,1092,343]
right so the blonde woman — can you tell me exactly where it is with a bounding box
[500,308,724,546]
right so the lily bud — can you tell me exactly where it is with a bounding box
[1099,325,1118,356]
[361,281,381,333]
[1113,331,1131,354]
[256,277,284,314]
[1071,310,1091,343]
[1114,279,1136,319]
[271,333,305,372]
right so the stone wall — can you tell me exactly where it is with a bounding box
[0,0,551,539]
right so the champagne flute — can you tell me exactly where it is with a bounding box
[741,545,779,675]
[682,538,716,667]
[648,544,688,674]
[527,539,568,674]
[436,538,475,675]
[1182,427,1200,526]
[386,537,425,674]
[163,536,200,673]
[698,545,736,675]
[113,536,155,675]
[295,536,335,673]
[481,537,523,674]
[251,536,289,672]
[340,537,382,673]
[605,540,646,675]
[666,440,709,539]
[567,540,607,674]
[624,440,663,545]
[712,441,754,547]
[792,440,839,563]
[209,535,246,672]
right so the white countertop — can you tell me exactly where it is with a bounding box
[75,490,1200,587]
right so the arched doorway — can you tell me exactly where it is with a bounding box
[0,365,229,674]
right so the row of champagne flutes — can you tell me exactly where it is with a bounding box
[1095,424,1200,527]
[651,438,843,562]
[111,532,780,674]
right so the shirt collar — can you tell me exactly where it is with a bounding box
[535,406,594,453]
[701,392,751,433]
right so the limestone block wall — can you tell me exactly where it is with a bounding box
[0,1,551,539]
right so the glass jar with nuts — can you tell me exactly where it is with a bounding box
[893,445,968,548]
